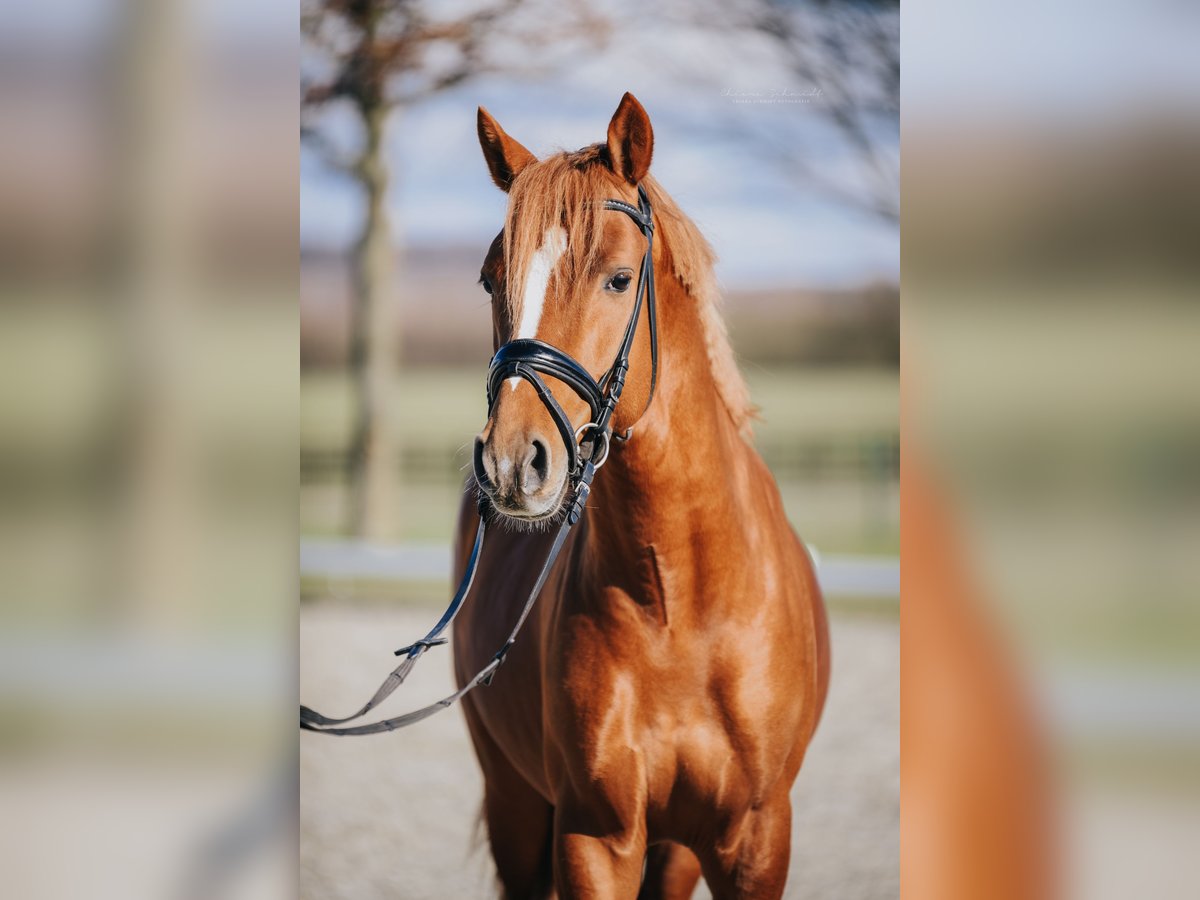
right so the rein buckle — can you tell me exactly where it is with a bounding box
[394,637,449,657]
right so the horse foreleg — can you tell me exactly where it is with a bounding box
[639,842,702,900]
[482,781,555,900]
[461,702,555,899]
[553,803,647,900]
[695,793,793,900]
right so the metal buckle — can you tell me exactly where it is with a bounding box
[393,637,449,657]
[574,422,611,469]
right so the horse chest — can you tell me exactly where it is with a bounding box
[547,537,811,821]
[552,622,792,820]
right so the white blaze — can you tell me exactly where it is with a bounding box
[509,227,566,391]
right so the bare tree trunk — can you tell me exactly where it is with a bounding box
[116,0,198,625]
[346,100,399,541]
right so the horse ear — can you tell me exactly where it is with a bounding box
[606,92,654,185]
[477,106,536,193]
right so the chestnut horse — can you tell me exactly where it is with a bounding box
[453,93,830,899]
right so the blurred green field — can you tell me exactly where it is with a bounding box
[300,367,899,555]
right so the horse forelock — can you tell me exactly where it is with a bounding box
[501,146,755,440]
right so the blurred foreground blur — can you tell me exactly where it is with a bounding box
[904,1,1200,897]
[0,2,293,898]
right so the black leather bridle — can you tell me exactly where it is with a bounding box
[301,185,657,736]
[482,183,658,492]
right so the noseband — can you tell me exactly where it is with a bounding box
[301,184,660,736]
[481,183,658,509]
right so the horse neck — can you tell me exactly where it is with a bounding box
[583,265,755,597]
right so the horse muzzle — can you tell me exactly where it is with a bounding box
[473,426,570,522]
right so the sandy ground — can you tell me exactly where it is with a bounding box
[301,604,898,899]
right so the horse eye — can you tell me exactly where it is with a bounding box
[607,272,632,293]
[479,276,493,295]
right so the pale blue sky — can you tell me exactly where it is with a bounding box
[301,78,900,289]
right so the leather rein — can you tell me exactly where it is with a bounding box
[300,184,657,736]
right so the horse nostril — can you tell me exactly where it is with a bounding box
[474,436,496,486]
[523,438,550,492]
[531,439,550,479]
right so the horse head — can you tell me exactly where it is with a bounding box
[472,93,658,525]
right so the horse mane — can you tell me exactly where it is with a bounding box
[504,145,755,439]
